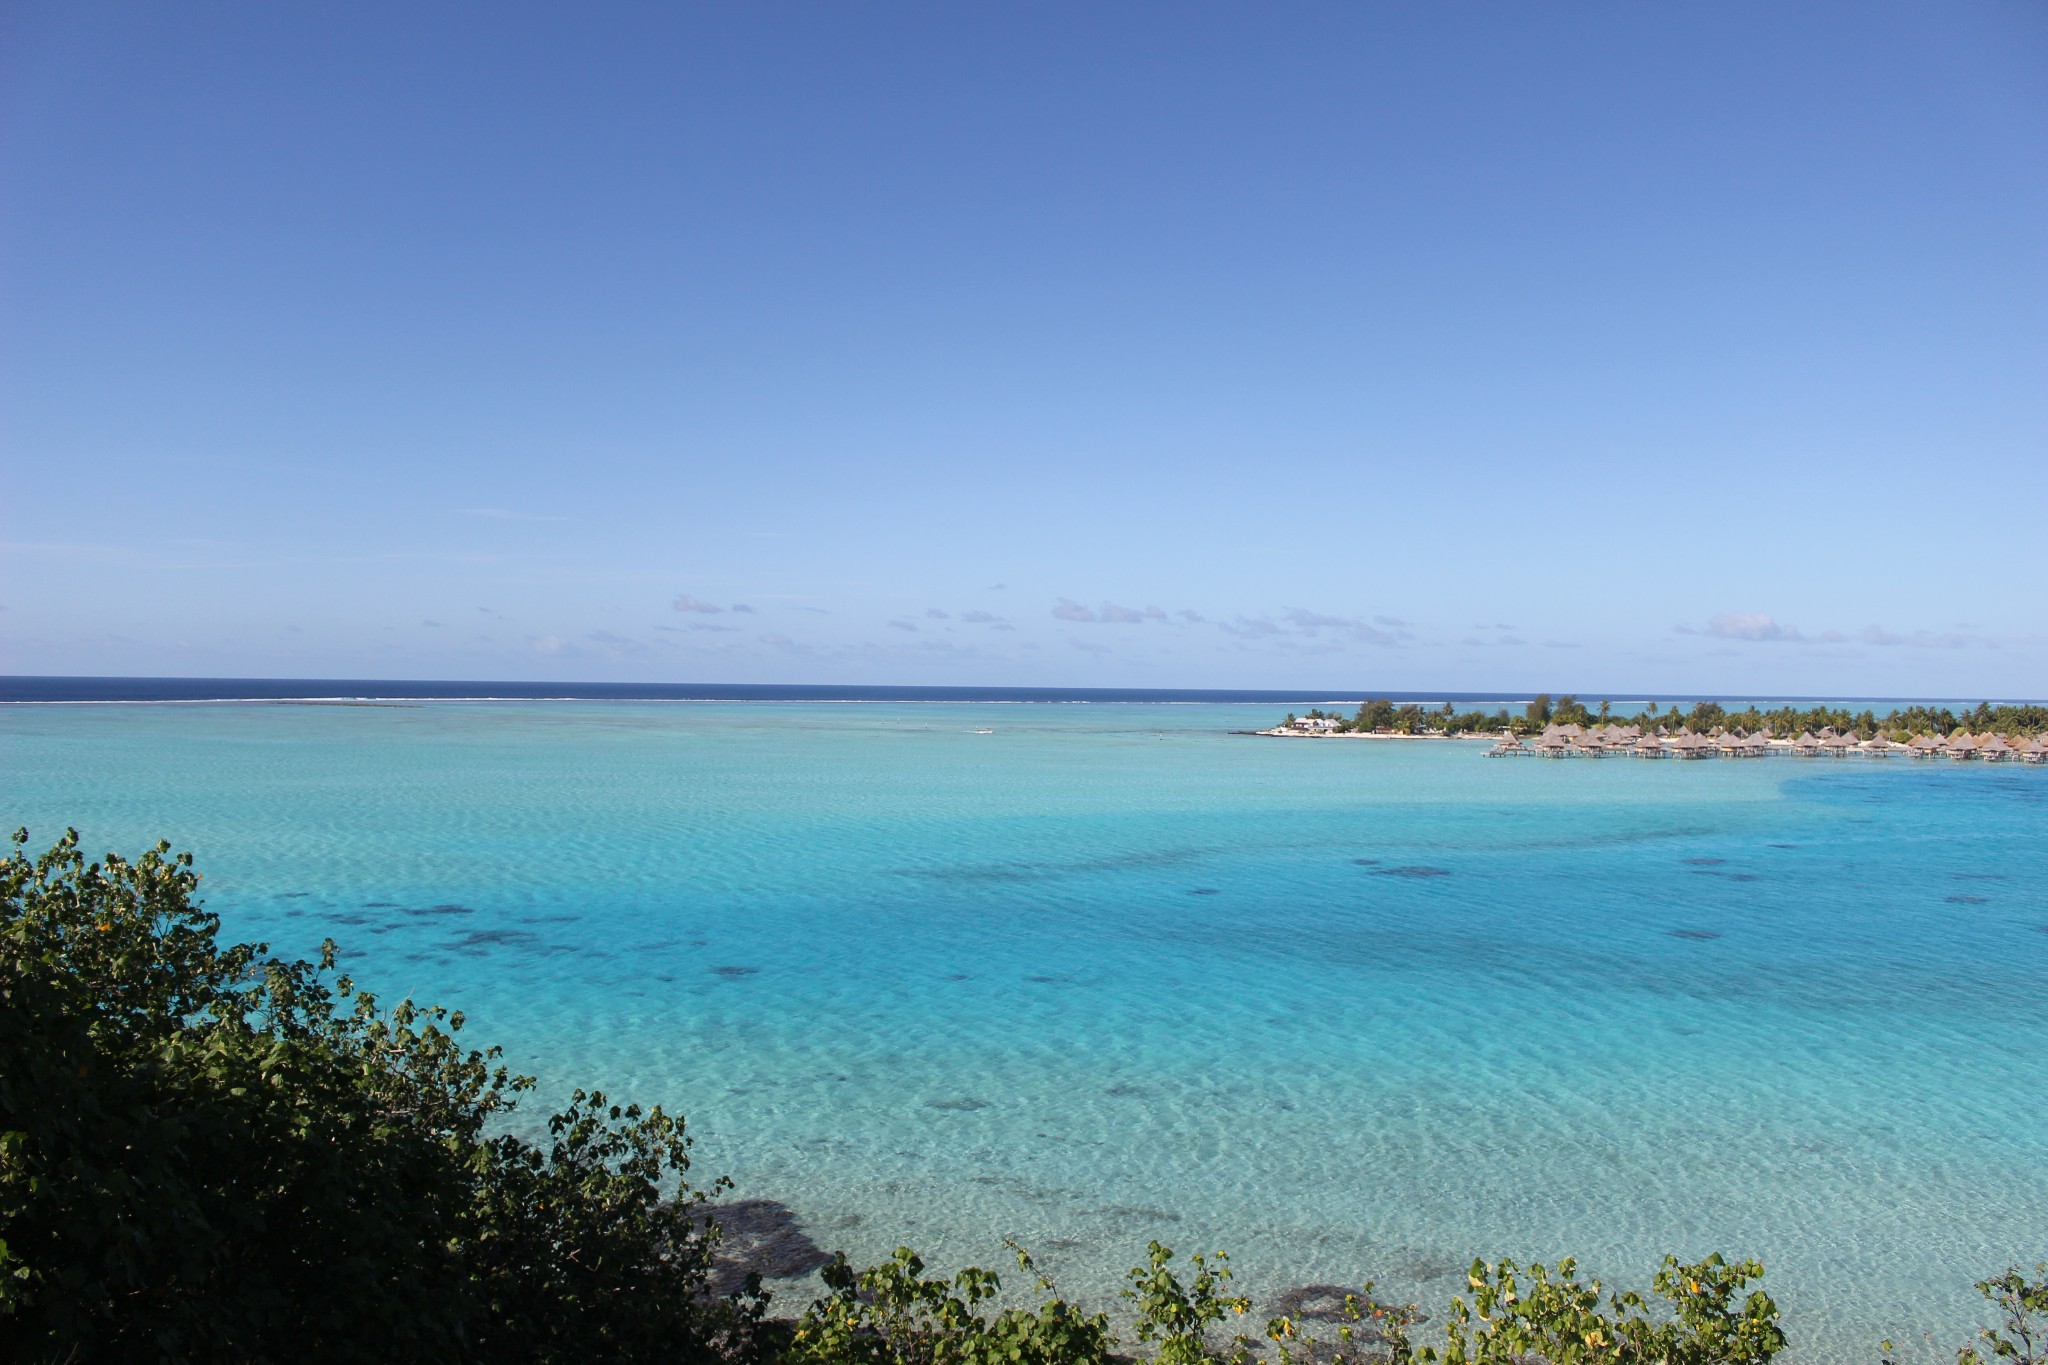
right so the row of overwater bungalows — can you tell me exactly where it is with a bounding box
[1486,722,2048,762]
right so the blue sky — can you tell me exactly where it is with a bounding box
[4,2,2043,695]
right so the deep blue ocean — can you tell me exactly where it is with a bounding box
[4,684,2044,1361]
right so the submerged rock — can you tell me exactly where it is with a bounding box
[1269,1283,1364,1323]
[1265,1283,1427,1345]
[695,1199,831,1295]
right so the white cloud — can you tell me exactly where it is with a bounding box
[1220,616,1283,638]
[1057,599,1166,624]
[1052,597,1096,622]
[1703,612,1802,642]
[1280,609,1410,646]
[585,630,652,656]
[674,595,724,614]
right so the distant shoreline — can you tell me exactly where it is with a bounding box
[4,676,2036,709]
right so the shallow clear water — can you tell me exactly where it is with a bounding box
[5,701,2045,1361]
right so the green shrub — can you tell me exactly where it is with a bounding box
[1955,1264,2047,1365]
[0,829,761,1363]
[1390,1254,1784,1365]
[785,1242,1115,1365]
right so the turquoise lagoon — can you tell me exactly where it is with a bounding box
[4,700,2045,1360]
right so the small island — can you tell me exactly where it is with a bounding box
[1256,695,2048,761]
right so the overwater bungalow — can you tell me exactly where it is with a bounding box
[1460,719,2042,770]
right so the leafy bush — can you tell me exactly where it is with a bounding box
[785,1243,1116,1365]
[0,829,761,1363]
[1387,1254,1784,1365]
[1956,1265,2047,1365]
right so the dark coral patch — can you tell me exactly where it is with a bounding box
[694,1200,830,1295]
[1376,866,1451,878]
[713,965,758,979]
[1683,857,1725,866]
[1091,1205,1181,1223]
[1269,1285,1369,1325]
[448,928,540,955]
[928,1097,988,1111]
[1945,895,1990,905]
[1668,929,1722,941]
[1187,887,1221,896]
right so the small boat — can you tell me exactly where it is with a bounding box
[972,728,994,734]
